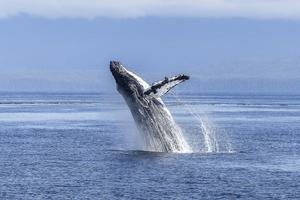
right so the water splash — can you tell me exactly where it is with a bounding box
[125,88,192,153]
[199,117,219,153]
[171,93,234,153]
[139,102,192,153]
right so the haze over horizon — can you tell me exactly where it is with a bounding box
[0,1,300,93]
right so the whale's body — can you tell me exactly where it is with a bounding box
[110,61,191,152]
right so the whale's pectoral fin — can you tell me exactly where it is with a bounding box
[144,74,189,98]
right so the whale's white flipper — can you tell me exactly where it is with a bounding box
[144,74,189,98]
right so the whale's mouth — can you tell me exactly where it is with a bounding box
[109,61,122,74]
[110,61,127,85]
[110,61,126,75]
[110,60,120,70]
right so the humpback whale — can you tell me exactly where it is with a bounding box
[110,61,191,152]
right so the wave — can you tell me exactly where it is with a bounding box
[0,101,100,105]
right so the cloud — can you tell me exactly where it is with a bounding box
[0,0,300,19]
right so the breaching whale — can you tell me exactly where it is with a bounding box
[110,61,191,152]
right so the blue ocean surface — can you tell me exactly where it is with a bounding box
[0,92,299,199]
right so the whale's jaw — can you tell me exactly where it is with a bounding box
[110,61,129,87]
[110,60,149,97]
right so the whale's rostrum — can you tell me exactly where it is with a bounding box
[110,61,191,153]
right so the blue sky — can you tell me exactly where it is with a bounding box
[0,1,300,93]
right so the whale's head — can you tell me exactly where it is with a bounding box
[110,61,149,99]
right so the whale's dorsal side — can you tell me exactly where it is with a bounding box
[144,74,189,98]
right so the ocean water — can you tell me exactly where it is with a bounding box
[0,92,299,199]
